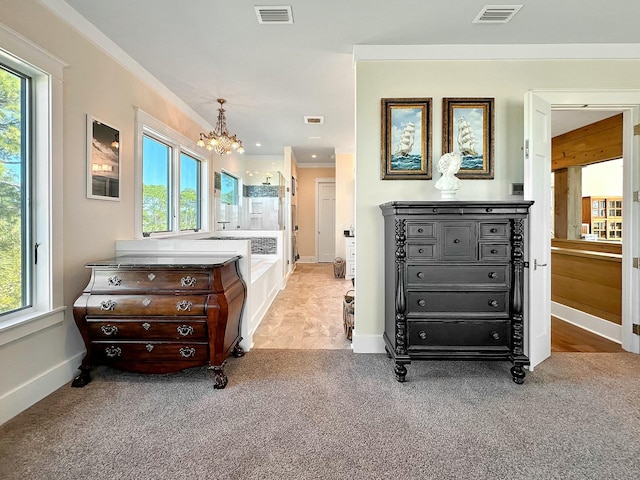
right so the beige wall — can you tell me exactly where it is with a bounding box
[296,167,335,259]
[335,154,355,259]
[354,59,640,350]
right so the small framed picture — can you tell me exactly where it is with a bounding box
[380,98,432,180]
[87,115,120,200]
[442,98,494,179]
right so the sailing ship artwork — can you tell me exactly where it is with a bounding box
[381,98,432,180]
[442,98,494,179]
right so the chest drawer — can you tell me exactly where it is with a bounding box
[407,244,436,260]
[92,341,209,363]
[92,270,210,292]
[442,223,476,260]
[87,319,207,340]
[479,222,509,239]
[407,320,509,349]
[407,223,436,239]
[406,290,509,316]
[406,264,509,286]
[86,295,208,316]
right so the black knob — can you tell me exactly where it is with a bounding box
[418,228,423,233]
[417,272,424,279]
[418,248,424,254]
[453,239,460,244]
[488,300,499,308]
[491,331,500,340]
[418,331,427,340]
[491,249,498,254]
[490,228,498,233]
[486,208,493,212]
[488,272,497,279]
[418,299,426,307]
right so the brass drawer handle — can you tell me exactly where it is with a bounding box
[179,347,196,358]
[488,300,499,308]
[142,322,151,330]
[418,330,427,340]
[177,325,194,336]
[181,276,197,287]
[417,272,424,279]
[418,299,426,307]
[105,346,121,358]
[146,344,154,352]
[100,300,117,311]
[100,325,118,336]
[488,272,498,279]
[107,275,122,286]
[176,300,193,312]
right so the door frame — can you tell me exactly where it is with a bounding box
[315,177,336,263]
[527,89,640,357]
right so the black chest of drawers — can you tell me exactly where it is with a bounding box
[71,255,246,389]
[380,201,533,384]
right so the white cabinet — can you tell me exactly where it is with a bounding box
[345,237,355,280]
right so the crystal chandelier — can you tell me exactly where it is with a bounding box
[196,98,245,155]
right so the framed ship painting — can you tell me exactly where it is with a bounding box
[381,98,432,180]
[87,115,120,200]
[442,98,494,179]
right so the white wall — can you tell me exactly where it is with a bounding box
[582,158,624,197]
[335,153,355,260]
[353,59,640,352]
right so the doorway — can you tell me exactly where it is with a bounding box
[524,90,640,369]
[316,179,336,263]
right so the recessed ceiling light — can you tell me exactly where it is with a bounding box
[311,154,317,158]
[256,143,261,147]
[308,136,322,140]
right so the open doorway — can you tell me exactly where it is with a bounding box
[550,110,625,352]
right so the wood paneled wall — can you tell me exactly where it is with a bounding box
[552,113,622,171]
[551,244,621,325]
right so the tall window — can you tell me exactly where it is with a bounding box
[0,64,30,317]
[137,111,207,237]
[221,171,239,205]
[179,153,201,231]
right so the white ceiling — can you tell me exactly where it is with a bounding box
[52,0,640,165]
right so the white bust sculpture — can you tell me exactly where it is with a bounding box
[435,153,462,199]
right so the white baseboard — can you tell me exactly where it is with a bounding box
[551,301,622,343]
[0,351,83,426]
[351,331,386,353]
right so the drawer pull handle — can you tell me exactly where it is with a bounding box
[418,248,424,254]
[490,228,498,233]
[486,208,493,212]
[488,300,499,308]
[453,239,460,243]
[488,272,498,279]
[105,346,121,358]
[177,325,194,336]
[179,347,196,358]
[418,299,426,307]
[148,273,156,281]
[418,330,427,340]
[142,298,152,307]
[100,325,118,336]
[490,249,498,254]
[176,300,193,312]
[146,344,154,352]
[417,272,425,279]
[107,275,122,286]
[491,331,500,340]
[417,228,424,233]
[181,276,197,287]
[100,300,117,311]
[142,322,151,330]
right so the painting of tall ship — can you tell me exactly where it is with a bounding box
[456,114,483,170]
[391,122,421,171]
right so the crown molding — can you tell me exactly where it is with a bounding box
[353,44,640,63]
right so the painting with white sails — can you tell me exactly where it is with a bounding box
[381,98,432,180]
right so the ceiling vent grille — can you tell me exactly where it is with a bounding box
[304,116,324,125]
[255,6,293,24]
[473,5,523,24]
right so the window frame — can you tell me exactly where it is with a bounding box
[135,109,209,238]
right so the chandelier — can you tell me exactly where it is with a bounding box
[196,98,245,155]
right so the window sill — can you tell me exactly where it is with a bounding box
[0,306,66,347]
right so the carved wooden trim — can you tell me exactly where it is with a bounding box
[510,218,525,357]
[394,219,407,355]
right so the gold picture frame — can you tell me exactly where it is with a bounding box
[380,98,432,180]
[442,98,494,179]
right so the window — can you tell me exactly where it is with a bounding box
[220,171,239,206]
[0,64,30,317]
[136,110,208,237]
[608,200,622,217]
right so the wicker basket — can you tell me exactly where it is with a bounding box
[343,289,354,341]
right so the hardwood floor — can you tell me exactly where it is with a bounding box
[253,264,623,353]
[551,316,623,352]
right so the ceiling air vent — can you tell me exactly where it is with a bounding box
[304,116,324,125]
[255,6,293,24]
[473,5,523,24]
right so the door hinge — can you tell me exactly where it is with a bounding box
[633,324,640,336]
[524,139,530,159]
[634,191,640,202]
[634,258,640,269]
[634,124,640,136]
